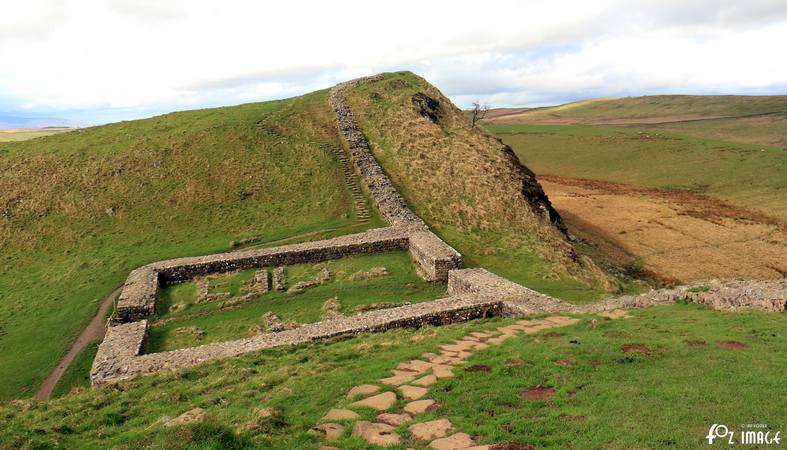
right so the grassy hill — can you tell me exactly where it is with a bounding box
[0,74,784,450]
[0,73,615,401]
[344,73,617,299]
[0,89,379,400]
[490,95,787,125]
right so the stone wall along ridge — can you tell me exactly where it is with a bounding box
[329,76,462,280]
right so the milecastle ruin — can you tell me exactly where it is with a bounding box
[91,75,787,386]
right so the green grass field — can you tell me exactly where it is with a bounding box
[496,95,787,123]
[0,304,782,449]
[484,123,787,217]
[0,89,376,400]
[148,251,447,352]
[638,113,787,148]
[50,343,98,398]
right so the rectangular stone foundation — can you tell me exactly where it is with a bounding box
[113,227,409,323]
[91,293,505,386]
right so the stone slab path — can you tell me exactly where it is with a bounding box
[310,315,580,449]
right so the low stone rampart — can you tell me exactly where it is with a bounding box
[329,77,425,230]
[577,278,787,313]
[91,320,148,383]
[408,230,461,281]
[329,77,462,281]
[153,227,409,282]
[91,292,505,385]
[447,268,572,314]
[112,268,158,323]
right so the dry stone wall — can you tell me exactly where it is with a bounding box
[329,76,426,230]
[329,77,462,280]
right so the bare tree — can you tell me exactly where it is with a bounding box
[470,102,490,128]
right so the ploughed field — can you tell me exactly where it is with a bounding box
[148,251,446,352]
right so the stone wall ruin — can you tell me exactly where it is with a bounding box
[91,74,784,387]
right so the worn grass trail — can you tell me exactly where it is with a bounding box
[34,286,121,400]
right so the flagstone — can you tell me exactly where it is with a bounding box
[352,421,401,447]
[380,370,418,386]
[377,412,412,426]
[408,418,454,440]
[347,384,380,399]
[413,374,438,386]
[399,385,429,400]
[403,399,438,415]
[322,408,359,421]
[352,391,397,411]
[429,432,476,449]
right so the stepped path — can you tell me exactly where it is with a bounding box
[311,315,582,449]
[332,145,373,224]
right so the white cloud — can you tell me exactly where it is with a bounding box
[0,0,785,122]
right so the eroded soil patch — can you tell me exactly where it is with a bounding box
[622,344,652,356]
[464,365,491,373]
[519,385,557,401]
[716,340,748,349]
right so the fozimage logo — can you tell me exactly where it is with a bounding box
[706,424,781,445]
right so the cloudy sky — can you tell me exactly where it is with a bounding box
[1,0,786,125]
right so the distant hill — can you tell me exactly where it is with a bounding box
[0,114,86,130]
[486,95,787,125]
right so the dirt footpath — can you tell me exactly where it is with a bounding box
[35,287,121,400]
[541,176,787,283]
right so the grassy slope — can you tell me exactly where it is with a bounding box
[50,343,98,398]
[485,123,787,218]
[0,304,783,449]
[638,113,787,148]
[0,90,370,400]
[495,95,787,123]
[434,304,786,449]
[345,72,616,302]
[148,251,446,352]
